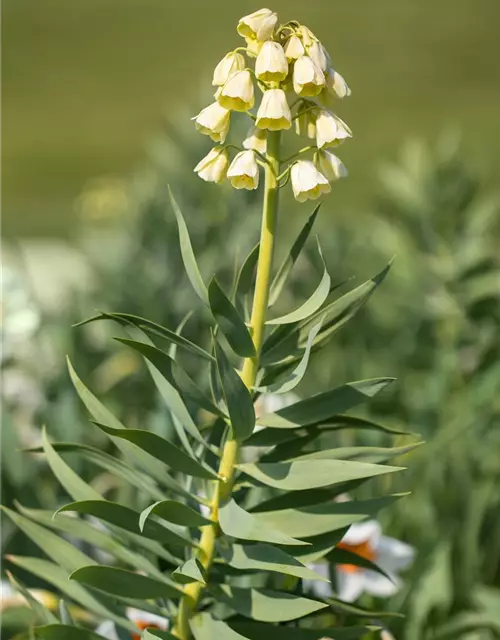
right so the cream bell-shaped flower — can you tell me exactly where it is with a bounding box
[227,150,259,190]
[255,41,288,82]
[304,520,415,603]
[212,51,245,86]
[291,160,331,203]
[315,149,348,181]
[193,102,230,143]
[243,126,267,153]
[256,89,292,131]
[284,34,305,60]
[96,608,168,639]
[218,70,254,112]
[307,40,329,72]
[237,8,278,42]
[298,25,318,48]
[194,147,229,183]
[293,55,325,97]
[315,109,352,148]
[326,67,352,99]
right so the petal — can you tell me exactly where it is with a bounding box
[335,569,367,602]
[361,569,401,598]
[95,621,119,640]
[376,536,416,573]
[342,520,382,546]
[303,563,333,599]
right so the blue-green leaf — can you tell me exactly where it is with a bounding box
[230,622,378,640]
[172,557,206,585]
[191,613,251,640]
[234,243,260,320]
[139,500,212,530]
[35,625,109,640]
[169,186,208,304]
[6,571,58,624]
[209,278,255,358]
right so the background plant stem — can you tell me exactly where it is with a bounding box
[173,131,281,639]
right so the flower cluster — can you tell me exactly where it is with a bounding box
[193,8,351,202]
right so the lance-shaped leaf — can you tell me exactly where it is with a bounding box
[266,240,330,325]
[169,186,208,304]
[209,278,255,358]
[191,613,252,640]
[2,506,95,573]
[172,557,206,585]
[327,596,404,618]
[71,565,182,599]
[269,204,320,307]
[143,630,178,640]
[56,500,193,547]
[6,556,136,633]
[219,499,307,546]
[257,378,394,429]
[285,528,350,564]
[221,543,328,582]
[294,441,423,464]
[139,500,212,530]
[328,546,393,581]
[75,312,214,362]
[214,341,255,442]
[229,622,378,640]
[212,585,327,622]
[6,571,58,624]
[234,242,260,319]
[93,422,217,480]
[237,459,402,491]
[256,317,324,394]
[253,494,406,539]
[35,626,111,640]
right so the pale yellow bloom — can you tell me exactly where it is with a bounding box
[192,102,231,143]
[298,25,318,48]
[255,41,288,82]
[315,149,348,181]
[256,89,292,131]
[291,160,331,202]
[227,150,260,190]
[295,102,317,138]
[293,55,325,97]
[325,67,351,99]
[237,8,278,42]
[218,70,255,112]
[284,34,305,60]
[212,51,246,87]
[194,147,229,183]
[315,109,352,148]
[307,40,329,72]
[243,126,267,153]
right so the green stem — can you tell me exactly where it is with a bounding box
[173,131,281,639]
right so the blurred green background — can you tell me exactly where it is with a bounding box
[3,0,500,237]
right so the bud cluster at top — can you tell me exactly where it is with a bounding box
[193,8,351,203]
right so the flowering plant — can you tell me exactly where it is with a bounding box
[3,9,416,640]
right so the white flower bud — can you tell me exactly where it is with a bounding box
[315,109,352,148]
[256,89,292,131]
[194,147,229,183]
[295,102,317,138]
[212,51,246,87]
[255,41,288,82]
[237,8,278,42]
[218,70,255,112]
[227,150,260,190]
[291,160,331,203]
[293,55,325,97]
[192,102,231,143]
[325,67,351,99]
[284,34,305,60]
[314,149,348,181]
[307,41,329,72]
[243,126,267,153]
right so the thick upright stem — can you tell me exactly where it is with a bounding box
[173,131,281,639]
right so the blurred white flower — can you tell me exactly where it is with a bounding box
[284,34,305,60]
[315,149,348,181]
[254,392,300,421]
[227,150,259,190]
[193,102,231,143]
[293,55,325,97]
[237,8,278,42]
[315,109,352,148]
[255,41,288,82]
[243,126,267,153]
[305,520,415,603]
[212,51,246,86]
[218,70,255,112]
[0,581,58,612]
[194,147,229,183]
[96,608,168,639]
[256,89,292,131]
[291,160,331,203]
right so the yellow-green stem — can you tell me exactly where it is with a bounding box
[173,131,281,638]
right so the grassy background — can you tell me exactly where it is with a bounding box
[3,0,500,237]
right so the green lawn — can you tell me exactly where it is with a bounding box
[3,0,500,237]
